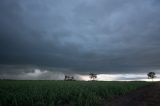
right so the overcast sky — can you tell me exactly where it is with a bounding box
[0,0,160,80]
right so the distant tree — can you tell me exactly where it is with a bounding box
[147,72,156,82]
[64,75,75,81]
[89,73,97,81]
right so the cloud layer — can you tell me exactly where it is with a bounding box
[0,0,160,77]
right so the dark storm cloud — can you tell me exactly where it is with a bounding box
[0,0,160,75]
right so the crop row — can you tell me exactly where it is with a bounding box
[0,81,148,106]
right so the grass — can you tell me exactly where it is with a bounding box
[0,80,148,106]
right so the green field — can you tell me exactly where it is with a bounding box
[0,80,148,106]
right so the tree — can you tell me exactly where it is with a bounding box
[89,73,97,81]
[64,75,74,81]
[147,72,156,82]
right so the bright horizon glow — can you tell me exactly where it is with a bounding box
[79,74,160,82]
[0,68,160,81]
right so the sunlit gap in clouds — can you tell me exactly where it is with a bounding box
[0,67,160,81]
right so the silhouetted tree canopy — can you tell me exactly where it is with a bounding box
[89,73,97,81]
[147,72,156,82]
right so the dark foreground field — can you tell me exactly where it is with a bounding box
[0,80,148,106]
[103,82,160,106]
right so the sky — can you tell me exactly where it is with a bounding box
[0,0,160,81]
